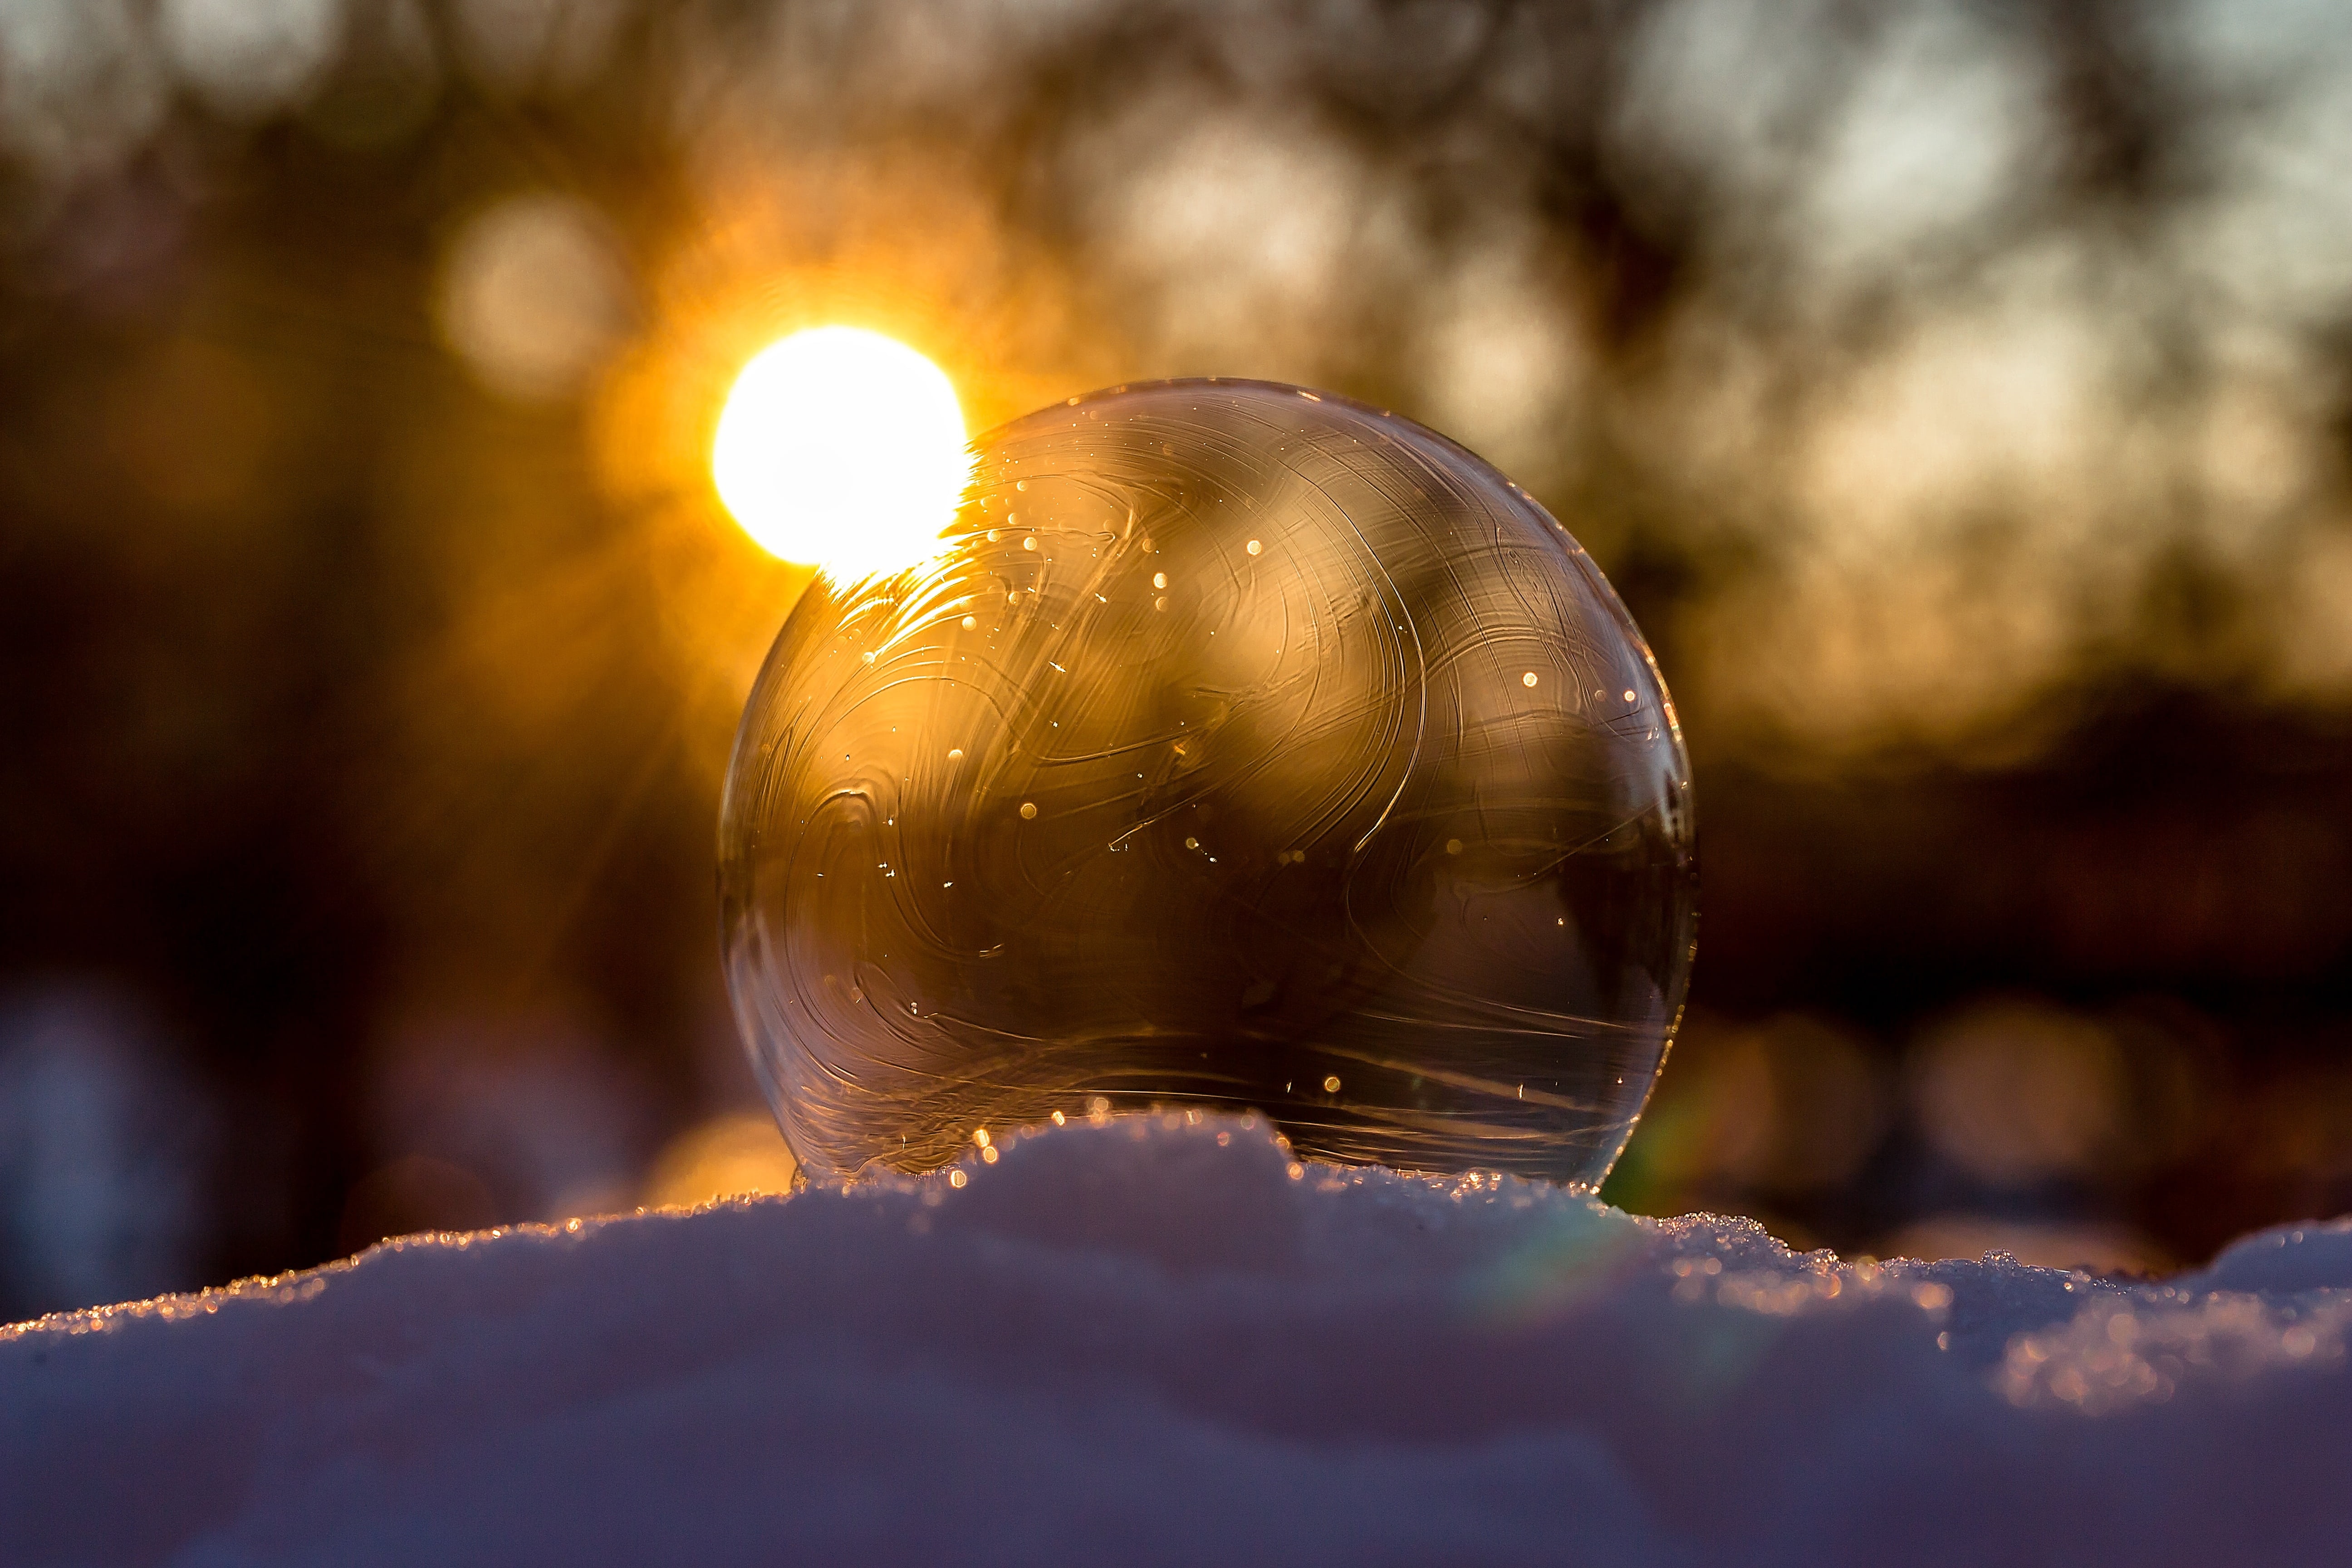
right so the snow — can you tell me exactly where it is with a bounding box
[5,1112,2348,1566]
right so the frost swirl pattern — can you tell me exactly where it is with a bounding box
[720,379,1696,1184]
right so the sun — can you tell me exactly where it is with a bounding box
[712,327,970,580]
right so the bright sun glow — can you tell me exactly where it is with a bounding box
[713,327,969,579]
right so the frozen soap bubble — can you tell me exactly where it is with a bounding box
[719,378,1695,1186]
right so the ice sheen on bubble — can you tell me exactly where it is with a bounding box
[719,378,1696,1184]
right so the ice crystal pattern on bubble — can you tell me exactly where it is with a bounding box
[720,379,1696,1184]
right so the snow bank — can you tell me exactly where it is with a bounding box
[6,1113,2348,1567]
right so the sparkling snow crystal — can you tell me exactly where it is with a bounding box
[5,1115,2348,1565]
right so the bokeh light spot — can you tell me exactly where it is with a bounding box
[436,193,631,403]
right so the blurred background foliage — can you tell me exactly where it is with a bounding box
[5,0,2352,1315]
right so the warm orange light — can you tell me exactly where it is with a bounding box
[711,326,969,580]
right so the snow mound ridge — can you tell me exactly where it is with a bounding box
[5,1113,2348,1567]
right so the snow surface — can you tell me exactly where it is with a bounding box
[5,1112,2349,1567]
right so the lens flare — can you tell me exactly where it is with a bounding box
[712,327,969,580]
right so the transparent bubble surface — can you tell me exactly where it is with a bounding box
[720,379,1696,1186]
